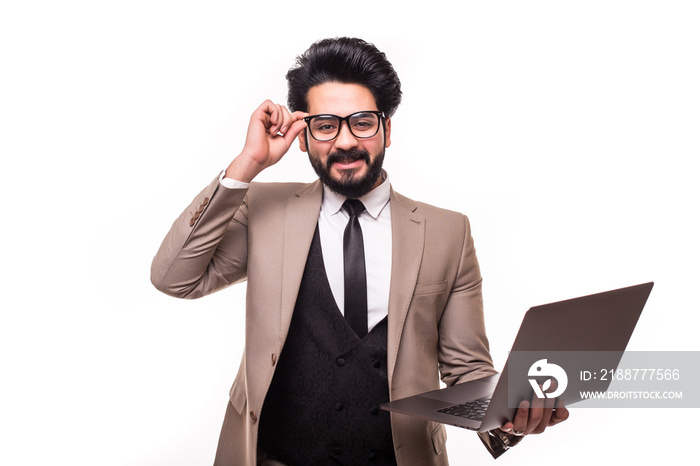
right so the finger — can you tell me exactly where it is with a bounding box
[279,111,309,144]
[266,104,281,134]
[292,111,309,128]
[532,397,556,434]
[271,104,295,136]
[251,100,278,132]
[277,105,294,135]
[281,118,308,146]
[549,401,569,426]
[530,407,553,434]
[510,400,529,435]
[280,108,308,135]
[272,104,287,134]
[526,392,542,431]
[500,421,514,433]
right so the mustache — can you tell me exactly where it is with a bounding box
[326,149,370,169]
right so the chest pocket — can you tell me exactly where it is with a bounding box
[413,280,447,296]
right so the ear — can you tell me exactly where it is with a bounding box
[298,128,308,153]
[384,117,392,148]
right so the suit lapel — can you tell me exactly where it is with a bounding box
[387,189,425,387]
[279,180,323,336]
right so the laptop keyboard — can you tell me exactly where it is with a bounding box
[436,398,491,421]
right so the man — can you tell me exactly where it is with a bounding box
[151,37,567,466]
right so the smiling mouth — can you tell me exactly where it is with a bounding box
[327,150,370,170]
[333,158,365,169]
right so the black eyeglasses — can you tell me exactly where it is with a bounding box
[303,111,384,142]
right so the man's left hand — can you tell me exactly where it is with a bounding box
[500,398,569,436]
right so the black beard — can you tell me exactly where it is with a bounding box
[309,148,385,199]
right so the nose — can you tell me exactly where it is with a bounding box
[333,120,359,150]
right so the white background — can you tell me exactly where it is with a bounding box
[1,1,698,464]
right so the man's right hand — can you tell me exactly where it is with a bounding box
[225,100,308,183]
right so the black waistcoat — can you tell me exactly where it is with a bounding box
[258,226,396,466]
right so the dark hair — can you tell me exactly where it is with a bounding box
[286,37,402,117]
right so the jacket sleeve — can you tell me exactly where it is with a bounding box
[150,175,250,299]
[437,215,523,458]
[437,214,498,387]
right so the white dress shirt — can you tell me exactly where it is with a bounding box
[220,171,392,332]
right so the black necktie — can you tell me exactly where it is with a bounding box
[342,199,368,338]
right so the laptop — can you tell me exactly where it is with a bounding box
[381,282,654,432]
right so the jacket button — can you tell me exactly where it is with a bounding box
[373,360,381,368]
[249,410,257,423]
[202,197,210,205]
[368,452,377,461]
[370,406,379,415]
[336,357,345,367]
[189,218,196,227]
[271,353,277,366]
[335,402,344,411]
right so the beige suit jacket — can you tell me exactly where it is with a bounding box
[151,176,497,466]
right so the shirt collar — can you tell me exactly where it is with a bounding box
[321,171,391,220]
